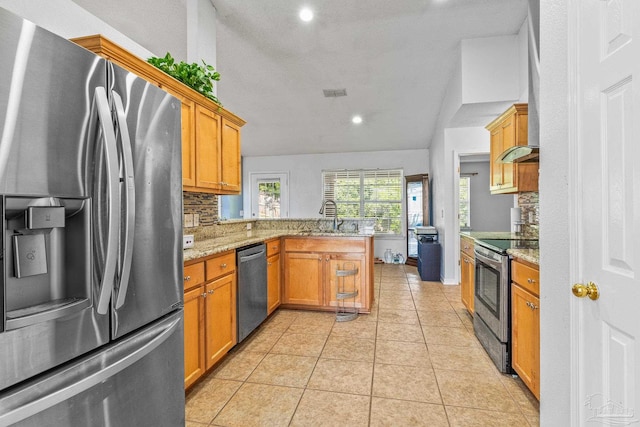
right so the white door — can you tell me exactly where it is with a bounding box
[572,0,640,424]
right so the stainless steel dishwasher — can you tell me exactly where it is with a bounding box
[236,243,268,342]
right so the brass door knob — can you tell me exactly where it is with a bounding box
[572,282,599,301]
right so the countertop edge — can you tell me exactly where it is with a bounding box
[183,231,374,262]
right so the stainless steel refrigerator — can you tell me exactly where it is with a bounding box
[0,7,185,426]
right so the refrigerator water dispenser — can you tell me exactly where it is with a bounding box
[2,196,91,331]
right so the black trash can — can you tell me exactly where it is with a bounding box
[417,238,441,281]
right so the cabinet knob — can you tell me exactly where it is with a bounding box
[201,292,207,298]
[221,263,227,268]
[208,289,214,295]
[268,262,272,266]
[527,278,536,284]
[184,275,191,281]
[526,301,538,310]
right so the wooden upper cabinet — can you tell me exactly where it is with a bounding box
[70,34,245,195]
[220,119,242,193]
[486,104,538,194]
[181,99,197,187]
[195,105,221,190]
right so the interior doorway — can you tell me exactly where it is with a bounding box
[405,174,429,267]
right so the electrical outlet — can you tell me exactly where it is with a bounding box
[183,234,194,249]
[193,214,200,227]
[184,214,194,228]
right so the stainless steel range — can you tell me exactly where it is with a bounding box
[473,238,538,373]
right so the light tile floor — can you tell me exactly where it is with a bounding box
[185,264,540,426]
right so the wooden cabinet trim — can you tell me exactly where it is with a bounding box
[512,260,540,296]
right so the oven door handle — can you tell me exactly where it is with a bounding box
[474,250,502,270]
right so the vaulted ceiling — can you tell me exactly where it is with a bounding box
[72,0,529,157]
[212,0,529,156]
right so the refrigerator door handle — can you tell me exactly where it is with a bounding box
[0,312,182,426]
[94,87,120,315]
[111,91,135,310]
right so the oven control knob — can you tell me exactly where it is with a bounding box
[572,282,599,301]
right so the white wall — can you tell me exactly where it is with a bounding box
[0,0,154,58]
[461,36,520,104]
[539,0,570,423]
[429,20,529,285]
[460,161,512,232]
[243,149,429,260]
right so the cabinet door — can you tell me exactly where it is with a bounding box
[204,273,237,370]
[181,99,197,187]
[511,284,540,399]
[460,252,475,314]
[184,286,205,388]
[220,118,241,194]
[489,127,504,190]
[283,252,323,306]
[325,253,366,309]
[195,105,221,190]
[267,253,281,315]
[500,115,515,189]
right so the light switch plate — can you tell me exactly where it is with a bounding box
[183,234,194,249]
[184,214,194,228]
[193,214,200,227]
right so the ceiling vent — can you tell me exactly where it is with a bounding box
[323,89,347,97]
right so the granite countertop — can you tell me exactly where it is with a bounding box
[461,231,540,265]
[507,248,540,265]
[184,230,371,262]
[460,231,535,240]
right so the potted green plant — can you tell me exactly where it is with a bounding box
[147,52,221,106]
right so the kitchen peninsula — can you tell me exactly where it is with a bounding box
[182,218,376,388]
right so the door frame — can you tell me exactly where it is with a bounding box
[248,172,289,219]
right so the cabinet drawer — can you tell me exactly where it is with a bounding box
[206,251,236,281]
[284,237,365,253]
[266,238,281,257]
[460,236,474,258]
[183,262,205,290]
[512,260,539,296]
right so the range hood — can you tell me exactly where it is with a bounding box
[498,145,539,163]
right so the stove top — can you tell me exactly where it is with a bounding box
[475,238,539,254]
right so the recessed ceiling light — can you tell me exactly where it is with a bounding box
[299,8,314,22]
[352,115,363,124]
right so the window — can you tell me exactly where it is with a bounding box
[250,172,289,218]
[322,169,403,235]
[258,181,281,218]
[459,175,471,230]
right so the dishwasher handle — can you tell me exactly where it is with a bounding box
[238,250,266,264]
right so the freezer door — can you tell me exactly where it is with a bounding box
[107,63,183,339]
[0,7,106,198]
[0,311,185,427]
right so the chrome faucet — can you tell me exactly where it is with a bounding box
[319,199,339,230]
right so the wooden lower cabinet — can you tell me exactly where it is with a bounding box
[511,259,540,399]
[282,237,373,312]
[183,250,237,389]
[183,286,205,389]
[325,254,366,309]
[460,236,475,314]
[204,273,237,370]
[460,252,475,314]
[283,252,323,306]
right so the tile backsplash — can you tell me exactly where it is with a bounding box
[183,192,218,227]
[518,191,539,238]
